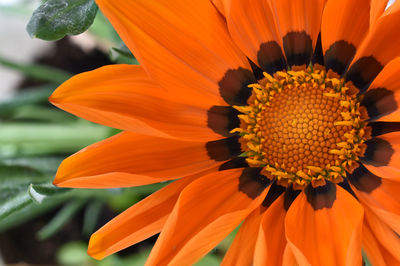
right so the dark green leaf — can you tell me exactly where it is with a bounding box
[29,183,69,203]
[0,193,32,221]
[82,200,103,235]
[27,0,98,41]
[0,196,63,232]
[36,199,86,240]
[0,164,48,220]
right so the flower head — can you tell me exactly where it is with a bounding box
[50,0,400,265]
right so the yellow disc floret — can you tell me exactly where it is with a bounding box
[232,65,370,190]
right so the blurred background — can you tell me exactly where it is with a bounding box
[0,0,229,265]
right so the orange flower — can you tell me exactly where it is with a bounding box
[50,0,400,265]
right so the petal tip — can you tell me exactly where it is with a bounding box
[88,233,108,260]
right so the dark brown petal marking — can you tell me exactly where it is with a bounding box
[324,40,356,76]
[219,157,248,171]
[218,67,256,106]
[207,106,240,137]
[345,56,383,93]
[283,186,301,211]
[312,33,324,66]
[262,182,285,208]
[305,182,336,210]
[337,179,357,198]
[206,136,241,161]
[238,167,271,199]
[282,31,313,67]
[348,164,381,193]
[361,87,397,119]
[248,59,265,80]
[370,122,400,137]
[362,137,394,166]
[257,41,287,74]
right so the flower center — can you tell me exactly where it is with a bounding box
[233,66,371,190]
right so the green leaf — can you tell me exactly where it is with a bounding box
[27,0,98,41]
[28,183,69,204]
[0,56,72,83]
[0,193,33,221]
[0,84,55,114]
[37,199,86,240]
[0,121,111,157]
[0,164,47,220]
[0,195,63,232]
[363,250,372,266]
[195,254,221,266]
[82,200,103,235]
[2,157,64,174]
[110,45,139,65]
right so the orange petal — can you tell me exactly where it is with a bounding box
[321,0,370,75]
[346,2,400,92]
[363,208,400,263]
[370,0,390,27]
[285,184,364,266]
[210,0,226,16]
[88,175,197,259]
[254,194,287,266]
[362,217,400,266]
[349,164,400,217]
[362,57,400,121]
[221,206,263,266]
[361,132,400,182]
[224,0,286,73]
[269,0,327,66]
[54,131,228,188]
[282,244,298,266]
[50,65,226,142]
[146,168,271,265]
[349,164,400,235]
[96,0,253,106]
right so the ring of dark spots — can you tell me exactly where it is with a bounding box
[362,138,394,166]
[348,164,381,193]
[218,67,256,106]
[361,87,397,119]
[283,186,301,211]
[305,182,336,210]
[312,33,324,66]
[324,40,356,76]
[207,106,240,137]
[239,167,271,199]
[370,122,400,137]
[345,56,383,93]
[282,31,313,67]
[257,41,287,74]
[206,136,241,161]
[219,157,248,171]
[262,182,285,208]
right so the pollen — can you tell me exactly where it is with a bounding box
[233,66,370,190]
